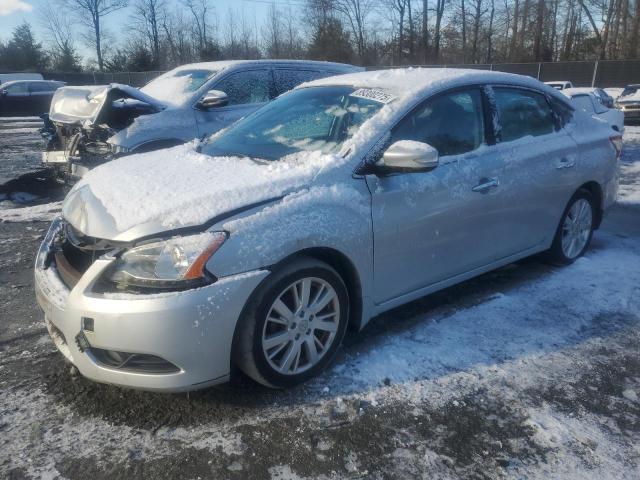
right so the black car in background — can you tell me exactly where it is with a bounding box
[0,80,65,116]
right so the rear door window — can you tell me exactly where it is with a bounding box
[493,88,555,142]
[391,89,485,156]
[571,94,595,113]
[5,83,28,95]
[29,82,56,93]
[213,69,274,106]
[273,69,326,96]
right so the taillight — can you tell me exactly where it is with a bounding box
[610,135,622,158]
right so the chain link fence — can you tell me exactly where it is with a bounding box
[374,60,640,87]
[5,60,640,88]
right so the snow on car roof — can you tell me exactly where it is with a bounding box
[562,87,599,97]
[301,67,562,105]
[169,59,361,74]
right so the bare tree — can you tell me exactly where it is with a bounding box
[63,0,127,70]
[335,0,375,61]
[130,0,166,67]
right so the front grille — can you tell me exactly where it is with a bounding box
[52,222,113,289]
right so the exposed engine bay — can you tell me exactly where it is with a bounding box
[41,84,164,183]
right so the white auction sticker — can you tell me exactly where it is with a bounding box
[350,88,396,104]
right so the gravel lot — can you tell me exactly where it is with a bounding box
[0,121,639,479]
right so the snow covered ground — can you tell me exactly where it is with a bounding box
[0,126,639,479]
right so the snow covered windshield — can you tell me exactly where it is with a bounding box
[140,69,217,106]
[202,86,384,161]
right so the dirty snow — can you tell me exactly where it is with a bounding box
[0,201,62,222]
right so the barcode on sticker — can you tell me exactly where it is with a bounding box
[350,88,396,104]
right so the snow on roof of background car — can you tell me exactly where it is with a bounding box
[561,87,600,97]
[168,59,362,74]
[301,67,565,105]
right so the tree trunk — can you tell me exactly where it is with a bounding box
[486,0,494,62]
[533,0,544,60]
[509,0,520,60]
[423,0,429,62]
[94,13,103,71]
[461,0,467,62]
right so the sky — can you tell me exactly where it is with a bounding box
[0,0,302,60]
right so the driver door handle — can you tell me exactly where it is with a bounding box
[556,157,576,169]
[472,177,500,193]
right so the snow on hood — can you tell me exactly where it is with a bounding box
[49,83,166,124]
[62,143,335,242]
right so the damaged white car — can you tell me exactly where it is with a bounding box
[41,60,361,182]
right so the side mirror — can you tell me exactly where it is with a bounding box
[375,140,439,173]
[197,89,228,109]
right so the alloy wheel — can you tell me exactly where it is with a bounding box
[561,198,593,259]
[261,277,340,375]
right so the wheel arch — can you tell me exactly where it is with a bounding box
[577,181,603,229]
[283,248,364,333]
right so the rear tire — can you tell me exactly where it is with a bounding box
[545,190,595,265]
[232,257,349,389]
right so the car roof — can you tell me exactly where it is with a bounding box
[169,59,362,74]
[544,80,570,84]
[562,87,599,96]
[2,79,64,87]
[301,68,566,106]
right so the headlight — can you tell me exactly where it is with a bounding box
[109,231,227,290]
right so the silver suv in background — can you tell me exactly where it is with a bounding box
[41,60,362,182]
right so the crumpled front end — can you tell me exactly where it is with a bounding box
[41,84,165,183]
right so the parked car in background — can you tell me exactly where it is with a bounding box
[41,60,363,183]
[562,89,624,133]
[545,80,573,90]
[0,80,65,116]
[35,68,621,392]
[615,84,640,122]
[584,87,615,108]
[0,72,43,85]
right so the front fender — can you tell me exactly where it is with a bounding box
[207,182,374,307]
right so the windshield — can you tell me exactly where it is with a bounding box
[620,86,640,99]
[141,69,217,106]
[201,86,385,161]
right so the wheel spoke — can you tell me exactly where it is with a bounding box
[310,289,335,313]
[304,337,319,364]
[314,320,338,333]
[263,331,291,350]
[266,315,288,326]
[281,342,300,372]
[272,298,293,320]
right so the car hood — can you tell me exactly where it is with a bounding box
[62,144,335,242]
[49,83,166,125]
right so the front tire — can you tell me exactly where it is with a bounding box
[233,257,349,388]
[545,190,595,264]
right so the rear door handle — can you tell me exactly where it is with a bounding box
[472,178,500,193]
[556,158,576,169]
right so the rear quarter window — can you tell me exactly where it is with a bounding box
[494,88,556,142]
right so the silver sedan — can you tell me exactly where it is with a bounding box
[35,68,621,391]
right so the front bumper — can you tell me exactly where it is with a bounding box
[34,218,269,392]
